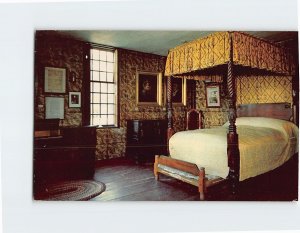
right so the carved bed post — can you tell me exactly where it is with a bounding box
[227,32,240,195]
[167,76,174,154]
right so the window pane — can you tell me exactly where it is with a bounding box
[91,49,100,60]
[91,115,102,125]
[107,83,114,93]
[99,116,107,126]
[107,62,113,72]
[107,104,114,114]
[92,104,100,114]
[90,48,116,128]
[100,72,106,82]
[101,83,107,93]
[92,82,100,92]
[90,115,94,124]
[107,94,114,103]
[100,104,107,114]
[92,60,99,71]
[92,93,100,103]
[92,71,99,81]
[107,52,114,62]
[107,73,114,82]
[101,94,107,103]
[100,51,106,61]
[107,115,114,125]
[100,61,106,71]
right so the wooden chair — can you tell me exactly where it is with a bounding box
[186,109,203,130]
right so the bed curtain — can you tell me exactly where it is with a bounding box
[165,31,295,77]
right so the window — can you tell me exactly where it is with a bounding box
[90,48,117,127]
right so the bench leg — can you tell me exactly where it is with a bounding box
[154,155,159,180]
[199,191,205,201]
[198,167,205,201]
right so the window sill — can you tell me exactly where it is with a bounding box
[96,125,119,129]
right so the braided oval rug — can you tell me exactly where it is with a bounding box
[36,180,106,201]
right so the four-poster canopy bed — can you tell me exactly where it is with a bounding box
[153,31,299,200]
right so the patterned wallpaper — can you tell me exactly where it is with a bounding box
[35,32,83,126]
[196,79,229,128]
[97,49,168,160]
[236,75,293,105]
[118,49,167,127]
[195,74,293,128]
[99,49,188,160]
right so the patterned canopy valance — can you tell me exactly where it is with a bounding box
[165,31,295,77]
[174,74,223,83]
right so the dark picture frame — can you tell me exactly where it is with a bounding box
[171,78,186,105]
[136,71,162,105]
[206,84,221,108]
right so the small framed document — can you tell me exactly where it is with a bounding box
[44,67,66,93]
[45,97,64,119]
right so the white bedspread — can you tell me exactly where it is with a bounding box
[169,117,298,181]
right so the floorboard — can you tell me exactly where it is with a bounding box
[90,156,298,201]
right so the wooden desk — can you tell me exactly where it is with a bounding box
[34,125,97,188]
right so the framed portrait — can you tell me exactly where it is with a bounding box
[136,71,162,105]
[44,67,66,93]
[170,78,186,106]
[206,84,221,108]
[69,92,81,108]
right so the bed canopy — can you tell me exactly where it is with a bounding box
[164,31,296,193]
[165,31,295,78]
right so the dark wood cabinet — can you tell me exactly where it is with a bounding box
[126,119,167,163]
[34,123,97,191]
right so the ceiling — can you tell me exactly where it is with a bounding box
[58,30,298,56]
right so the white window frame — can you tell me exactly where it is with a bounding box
[89,47,118,127]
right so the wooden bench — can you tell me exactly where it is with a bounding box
[154,155,224,200]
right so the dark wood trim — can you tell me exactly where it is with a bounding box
[167,76,174,152]
[237,102,293,121]
[82,43,91,126]
[292,45,299,126]
[227,32,240,195]
[116,49,121,128]
[187,79,196,109]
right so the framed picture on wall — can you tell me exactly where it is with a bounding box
[44,67,66,93]
[170,78,187,106]
[45,96,64,119]
[136,71,162,105]
[206,84,221,107]
[69,92,81,108]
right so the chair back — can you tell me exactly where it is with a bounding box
[186,109,203,130]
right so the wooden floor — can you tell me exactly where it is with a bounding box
[91,155,298,201]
